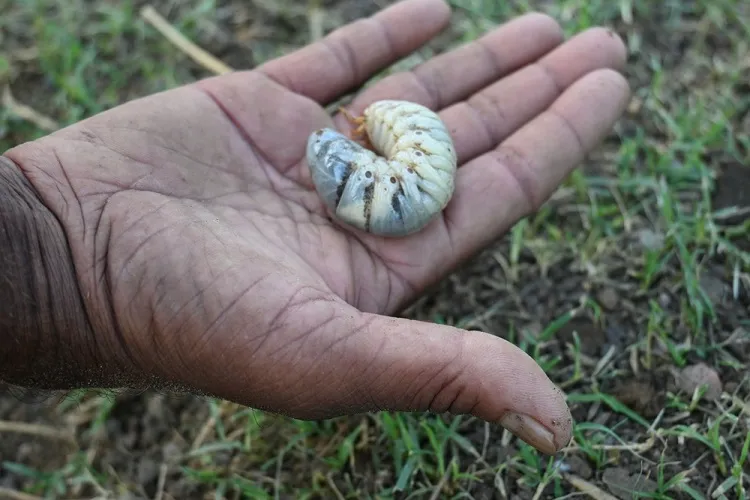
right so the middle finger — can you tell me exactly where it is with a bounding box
[338,12,565,124]
[442,26,628,165]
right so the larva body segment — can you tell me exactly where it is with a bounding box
[306,100,457,237]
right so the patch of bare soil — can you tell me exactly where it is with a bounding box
[713,160,750,227]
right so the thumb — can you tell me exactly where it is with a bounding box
[192,297,572,455]
[321,309,572,455]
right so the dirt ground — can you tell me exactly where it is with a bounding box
[1,0,748,499]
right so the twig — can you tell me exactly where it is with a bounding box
[2,85,58,131]
[561,434,656,455]
[191,408,221,451]
[564,473,621,500]
[0,487,45,500]
[140,5,233,75]
[153,463,168,500]
[429,458,454,500]
[307,2,324,42]
[0,419,76,446]
[8,47,39,62]
[325,472,346,500]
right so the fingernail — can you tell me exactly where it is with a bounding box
[499,412,557,455]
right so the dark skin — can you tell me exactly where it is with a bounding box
[1,0,630,455]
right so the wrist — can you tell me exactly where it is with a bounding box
[0,154,98,389]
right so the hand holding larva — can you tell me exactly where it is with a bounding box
[306,100,458,237]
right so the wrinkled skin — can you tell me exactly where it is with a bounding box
[4,0,630,454]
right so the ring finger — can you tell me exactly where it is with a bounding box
[341,23,626,168]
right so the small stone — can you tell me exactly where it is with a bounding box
[162,441,183,463]
[637,229,664,250]
[136,457,159,485]
[699,271,728,305]
[658,292,672,308]
[612,378,664,418]
[602,467,658,500]
[564,455,593,479]
[557,318,606,357]
[676,363,723,400]
[596,288,619,310]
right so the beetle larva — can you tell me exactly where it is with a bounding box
[306,100,457,237]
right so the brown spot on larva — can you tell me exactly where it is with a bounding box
[335,161,354,206]
[390,176,397,183]
[415,131,423,135]
[315,129,323,135]
[415,151,422,156]
[363,183,374,232]
[365,171,372,178]
[407,167,414,174]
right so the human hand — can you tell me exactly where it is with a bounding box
[3,0,629,455]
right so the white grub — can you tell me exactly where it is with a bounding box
[306,100,457,237]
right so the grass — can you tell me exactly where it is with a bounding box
[1,0,749,498]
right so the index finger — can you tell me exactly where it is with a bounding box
[258,0,451,104]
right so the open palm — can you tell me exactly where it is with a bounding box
[6,0,629,454]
